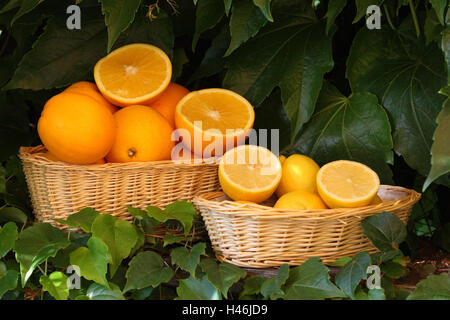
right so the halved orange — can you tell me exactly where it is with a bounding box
[174,88,255,156]
[94,43,172,107]
[218,145,282,203]
[316,160,380,208]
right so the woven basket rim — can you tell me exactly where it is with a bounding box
[193,185,421,220]
[19,145,220,169]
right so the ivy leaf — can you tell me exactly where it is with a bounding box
[381,261,406,279]
[424,93,450,190]
[10,0,43,26]
[370,249,402,265]
[146,201,197,236]
[329,256,352,267]
[284,258,345,300]
[253,0,273,22]
[5,14,107,90]
[0,0,21,14]
[0,270,18,299]
[177,275,221,300]
[424,8,444,45]
[260,264,289,300]
[199,258,247,298]
[429,0,446,25]
[163,233,185,247]
[335,252,371,299]
[99,0,141,52]
[353,0,381,23]
[70,236,111,288]
[368,288,386,300]
[225,0,267,56]
[291,83,394,183]
[192,0,224,51]
[14,223,70,286]
[0,207,27,225]
[239,276,265,298]
[223,0,232,16]
[91,214,139,277]
[361,212,407,253]
[124,251,174,293]
[326,0,346,34]
[40,271,69,300]
[407,274,450,300]
[0,222,18,259]
[170,242,206,276]
[347,20,447,177]
[86,282,125,300]
[223,1,333,140]
[55,208,100,233]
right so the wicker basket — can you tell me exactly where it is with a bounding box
[19,146,220,228]
[193,185,421,268]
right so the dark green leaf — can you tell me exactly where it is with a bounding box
[368,288,386,300]
[0,262,6,278]
[381,261,406,279]
[146,201,197,236]
[40,271,69,300]
[192,0,224,50]
[370,249,402,265]
[284,257,345,300]
[14,223,70,286]
[291,83,393,183]
[5,14,107,90]
[170,242,206,276]
[10,0,43,26]
[200,258,247,298]
[240,276,265,298]
[91,214,139,276]
[99,0,142,52]
[361,212,407,252]
[253,0,273,22]
[335,252,371,299]
[172,47,188,81]
[223,1,333,139]
[429,0,446,25]
[260,264,289,299]
[163,233,185,247]
[329,256,352,267]
[424,8,444,45]
[326,0,346,34]
[424,93,450,190]
[86,282,125,300]
[353,0,381,23]
[347,22,447,177]
[223,0,232,15]
[0,0,20,14]
[130,286,153,300]
[0,222,18,258]
[69,236,111,287]
[124,251,174,292]
[407,274,450,300]
[177,275,221,300]
[225,0,267,56]
[55,208,100,233]
[0,270,18,299]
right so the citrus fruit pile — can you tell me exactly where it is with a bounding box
[37,43,255,165]
[219,146,382,209]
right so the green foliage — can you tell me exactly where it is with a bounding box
[0,0,449,301]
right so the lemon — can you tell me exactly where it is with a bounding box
[316,160,380,208]
[218,145,282,203]
[370,195,383,205]
[274,190,328,210]
[276,154,320,197]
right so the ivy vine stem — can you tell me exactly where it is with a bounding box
[408,0,420,37]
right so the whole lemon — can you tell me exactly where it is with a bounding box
[276,154,320,197]
[274,190,328,210]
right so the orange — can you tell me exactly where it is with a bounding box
[276,154,320,197]
[171,142,203,162]
[175,88,255,156]
[274,190,328,210]
[279,155,286,165]
[37,93,116,165]
[218,145,282,203]
[316,160,380,208]
[106,105,175,162]
[147,83,189,127]
[94,43,172,107]
[37,151,105,164]
[64,81,118,114]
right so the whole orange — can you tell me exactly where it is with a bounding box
[147,83,189,127]
[106,105,175,162]
[64,81,118,114]
[37,92,116,164]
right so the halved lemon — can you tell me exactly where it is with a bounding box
[219,145,282,203]
[174,88,255,156]
[316,160,380,208]
[94,43,172,107]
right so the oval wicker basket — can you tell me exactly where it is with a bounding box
[193,185,421,268]
[19,146,220,229]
